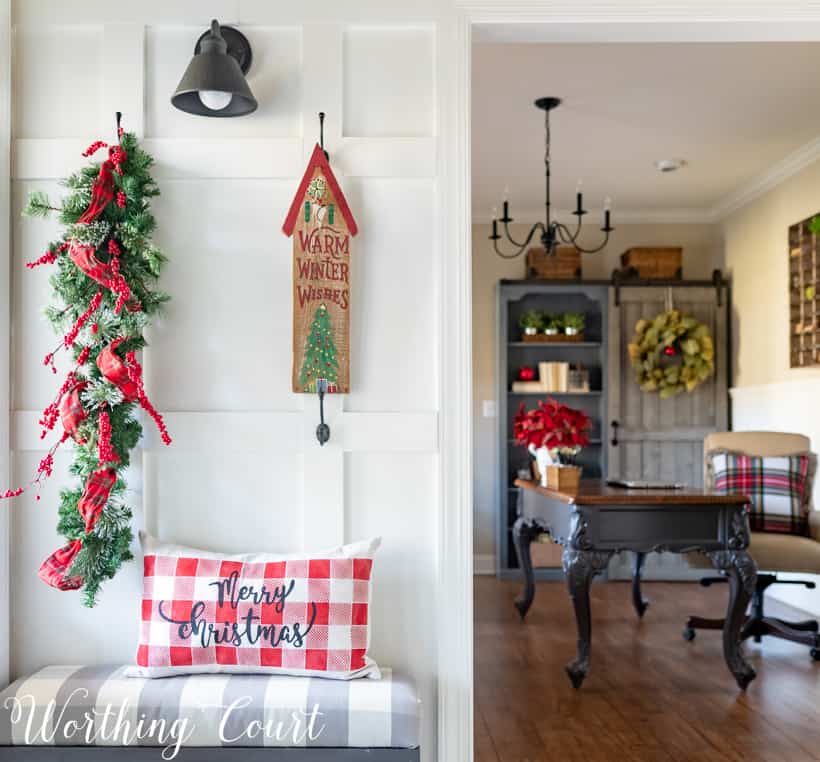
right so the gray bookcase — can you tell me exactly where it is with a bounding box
[497,282,609,579]
[495,275,731,581]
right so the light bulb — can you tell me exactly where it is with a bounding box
[604,196,612,211]
[198,90,233,111]
[576,179,583,193]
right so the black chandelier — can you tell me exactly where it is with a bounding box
[490,97,614,258]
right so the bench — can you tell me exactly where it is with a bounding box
[0,665,420,761]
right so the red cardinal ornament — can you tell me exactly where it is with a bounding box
[38,540,83,590]
[77,149,119,224]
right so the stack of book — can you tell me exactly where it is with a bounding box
[511,362,570,393]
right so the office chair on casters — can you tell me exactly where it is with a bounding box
[683,431,820,660]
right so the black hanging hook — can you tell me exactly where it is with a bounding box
[318,112,328,160]
[316,378,331,446]
[115,111,122,141]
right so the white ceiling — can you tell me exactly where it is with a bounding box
[472,42,820,221]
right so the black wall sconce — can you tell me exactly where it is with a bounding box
[171,19,258,117]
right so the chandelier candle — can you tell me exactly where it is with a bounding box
[491,97,615,259]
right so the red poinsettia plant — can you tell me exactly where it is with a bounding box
[513,398,592,463]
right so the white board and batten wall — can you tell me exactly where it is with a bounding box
[2,2,473,759]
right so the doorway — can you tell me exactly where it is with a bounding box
[466,20,820,761]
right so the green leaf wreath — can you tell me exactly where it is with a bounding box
[628,310,715,399]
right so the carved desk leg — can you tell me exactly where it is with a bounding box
[708,549,758,690]
[632,551,649,618]
[562,547,613,689]
[512,517,548,619]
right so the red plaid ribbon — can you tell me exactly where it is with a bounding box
[77,158,116,224]
[78,468,116,533]
[58,382,88,443]
[38,540,83,590]
[96,341,139,401]
[69,241,115,287]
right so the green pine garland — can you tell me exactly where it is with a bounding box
[21,129,170,607]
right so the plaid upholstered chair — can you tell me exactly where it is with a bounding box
[683,431,820,659]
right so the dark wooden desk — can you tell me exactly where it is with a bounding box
[513,479,756,690]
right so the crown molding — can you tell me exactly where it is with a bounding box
[473,132,820,226]
[472,206,716,225]
[710,135,820,221]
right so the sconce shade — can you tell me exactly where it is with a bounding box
[171,20,258,117]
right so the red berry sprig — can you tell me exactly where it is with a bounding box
[109,146,127,176]
[82,140,107,157]
[124,351,172,446]
[116,191,126,209]
[26,249,57,269]
[38,347,90,440]
[62,290,103,349]
[106,256,132,315]
[97,409,118,466]
[1,430,69,500]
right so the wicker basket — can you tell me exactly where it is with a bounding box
[620,247,682,280]
[526,246,581,280]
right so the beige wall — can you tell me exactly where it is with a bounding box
[472,221,723,559]
[723,160,820,387]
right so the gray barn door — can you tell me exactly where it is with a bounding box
[607,284,729,579]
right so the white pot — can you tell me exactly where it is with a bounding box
[528,444,555,487]
[523,326,538,336]
[544,328,559,336]
[565,326,580,336]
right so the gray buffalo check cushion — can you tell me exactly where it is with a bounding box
[0,665,419,749]
[708,450,816,536]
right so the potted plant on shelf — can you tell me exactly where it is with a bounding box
[563,312,585,337]
[518,310,544,338]
[543,314,562,336]
[513,398,591,491]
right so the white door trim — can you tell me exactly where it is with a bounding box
[443,4,820,761]
[0,0,10,691]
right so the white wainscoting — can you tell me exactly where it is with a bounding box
[6,6,448,757]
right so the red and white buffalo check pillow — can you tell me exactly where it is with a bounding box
[127,533,381,679]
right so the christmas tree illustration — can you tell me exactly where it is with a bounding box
[299,304,339,392]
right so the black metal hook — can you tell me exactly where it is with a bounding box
[318,112,328,160]
[115,111,122,140]
[316,378,331,446]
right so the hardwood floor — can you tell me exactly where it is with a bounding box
[474,575,820,762]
